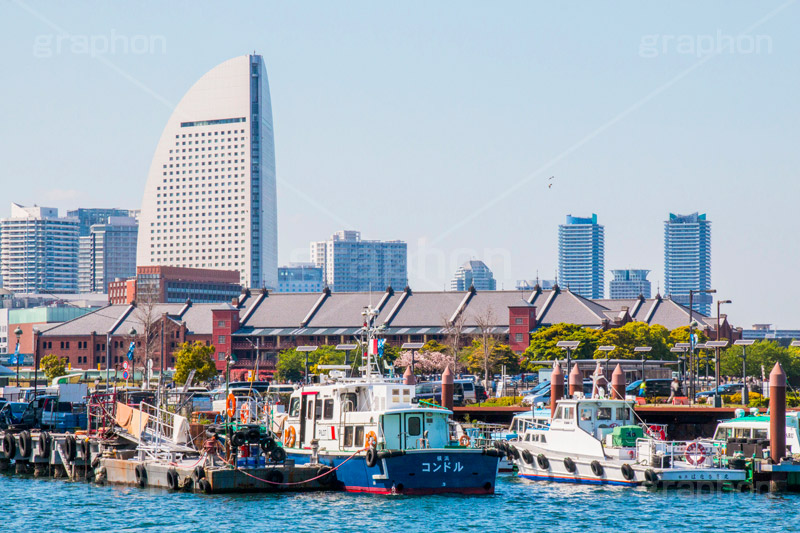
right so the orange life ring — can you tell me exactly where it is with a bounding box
[459,435,470,447]
[284,426,296,448]
[226,393,237,419]
[685,442,707,466]
[240,402,251,423]
[364,431,378,448]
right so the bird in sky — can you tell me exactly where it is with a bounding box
[548,176,554,189]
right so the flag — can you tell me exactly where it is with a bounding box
[368,339,386,358]
[7,343,20,365]
[126,342,135,361]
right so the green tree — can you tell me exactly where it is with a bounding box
[173,341,218,384]
[520,323,601,370]
[721,341,800,385]
[40,353,67,381]
[276,345,349,382]
[461,341,520,376]
[421,340,449,354]
[594,322,671,360]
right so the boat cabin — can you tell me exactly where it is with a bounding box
[712,412,800,453]
[285,381,453,452]
[550,399,636,441]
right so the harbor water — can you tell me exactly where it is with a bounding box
[4,475,800,532]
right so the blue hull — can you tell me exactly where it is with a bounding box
[288,449,499,495]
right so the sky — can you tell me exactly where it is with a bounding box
[0,1,798,328]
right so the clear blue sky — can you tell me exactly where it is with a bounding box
[1,1,798,328]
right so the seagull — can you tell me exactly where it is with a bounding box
[548,175,554,189]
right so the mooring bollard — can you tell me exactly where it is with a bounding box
[569,364,582,398]
[611,364,626,400]
[550,362,564,417]
[442,365,454,411]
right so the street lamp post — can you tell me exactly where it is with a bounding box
[297,346,319,385]
[597,345,615,376]
[556,341,580,376]
[674,342,690,383]
[129,327,137,387]
[634,346,652,383]
[335,344,358,377]
[401,342,425,376]
[733,339,755,405]
[688,288,716,397]
[13,327,22,386]
[706,340,729,407]
[32,328,40,400]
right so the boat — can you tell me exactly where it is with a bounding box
[279,305,502,495]
[706,408,800,456]
[508,395,748,488]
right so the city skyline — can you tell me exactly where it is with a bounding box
[1,2,798,327]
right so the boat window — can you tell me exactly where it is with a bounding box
[341,393,357,412]
[344,426,354,447]
[540,434,547,443]
[408,417,421,436]
[597,407,612,421]
[754,429,768,440]
[714,427,733,440]
[525,434,531,441]
[615,407,630,421]
[553,406,563,420]
[289,398,300,417]
[306,399,314,420]
[355,426,365,447]
[734,427,751,439]
[580,408,593,421]
[323,399,334,420]
[563,406,575,422]
[392,389,400,403]
[315,400,323,420]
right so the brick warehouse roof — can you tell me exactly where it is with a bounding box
[40,286,721,338]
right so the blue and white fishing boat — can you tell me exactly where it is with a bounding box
[280,306,501,495]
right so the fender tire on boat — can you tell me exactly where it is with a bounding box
[166,468,179,490]
[247,428,261,443]
[3,433,16,459]
[536,454,550,470]
[644,468,658,486]
[621,463,634,481]
[80,438,91,461]
[521,449,533,464]
[198,478,212,494]
[64,435,76,462]
[232,431,246,447]
[563,457,577,473]
[135,463,147,488]
[266,469,284,485]
[37,432,51,458]
[510,446,520,460]
[365,447,378,468]
[317,466,335,486]
[270,446,286,464]
[260,437,276,453]
[193,465,205,481]
[18,431,32,459]
[590,460,604,477]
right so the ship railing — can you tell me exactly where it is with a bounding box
[136,402,195,461]
[636,438,724,469]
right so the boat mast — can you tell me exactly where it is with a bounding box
[360,305,381,381]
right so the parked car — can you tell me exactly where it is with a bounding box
[626,379,679,398]
[0,401,34,428]
[414,382,464,406]
[39,397,87,431]
[695,383,743,399]
[523,380,596,406]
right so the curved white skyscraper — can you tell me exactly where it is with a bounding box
[137,54,278,289]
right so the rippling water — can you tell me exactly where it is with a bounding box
[3,474,800,532]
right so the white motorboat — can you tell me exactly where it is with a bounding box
[507,396,748,488]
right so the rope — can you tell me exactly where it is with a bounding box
[218,446,368,486]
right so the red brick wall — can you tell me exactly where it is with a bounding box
[509,306,536,353]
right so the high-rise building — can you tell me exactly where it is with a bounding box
[310,231,407,292]
[78,216,138,293]
[137,54,278,289]
[0,204,79,293]
[609,269,652,299]
[664,212,711,315]
[558,214,605,299]
[516,279,555,291]
[451,260,497,291]
[276,263,323,293]
[67,208,131,236]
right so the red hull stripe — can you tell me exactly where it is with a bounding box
[344,486,494,495]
